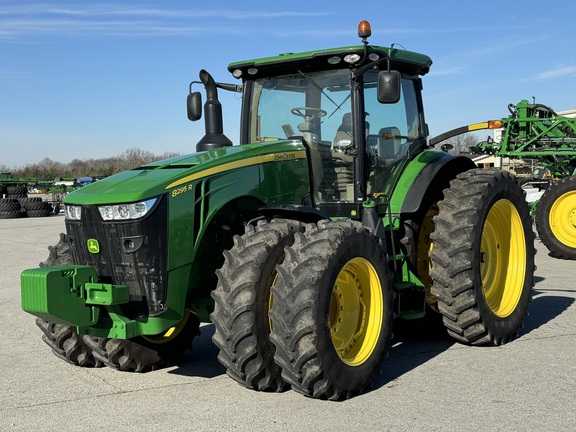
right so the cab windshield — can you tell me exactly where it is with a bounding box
[248,69,422,204]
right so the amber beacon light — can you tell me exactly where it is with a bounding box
[357,20,371,39]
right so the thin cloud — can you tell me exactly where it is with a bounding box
[0,4,332,40]
[0,19,244,38]
[0,4,331,19]
[533,65,576,81]
[430,66,467,76]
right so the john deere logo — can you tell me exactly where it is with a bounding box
[87,239,100,254]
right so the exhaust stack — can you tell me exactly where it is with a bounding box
[196,69,232,152]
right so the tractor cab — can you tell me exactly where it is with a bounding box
[189,21,432,218]
[230,22,431,217]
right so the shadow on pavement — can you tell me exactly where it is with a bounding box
[168,284,574,387]
[372,282,574,393]
[373,316,454,391]
[522,289,574,334]
[169,323,225,378]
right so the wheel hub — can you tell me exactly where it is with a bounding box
[549,189,576,248]
[480,199,526,318]
[329,258,383,366]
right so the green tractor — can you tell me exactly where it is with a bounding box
[21,21,535,400]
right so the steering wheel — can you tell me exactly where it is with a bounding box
[291,107,327,121]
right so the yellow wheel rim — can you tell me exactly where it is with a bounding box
[143,309,191,344]
[480,199,526,318]
[329,257,383,366]
[549,189,576,248]
[418,205,438,310]
[269,274,278,332]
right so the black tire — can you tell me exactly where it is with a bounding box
[535,176,576,260]
[83,311,201,372]
[270,220,394,400]
[39,233,71,267]
[0,198,21,211]
[19,197,46,211]
[35,233,103,367]
[27,209,51,218]
[429,169,535,346]
[0,210,21,219]
[400,174,448,314]
[211,219,304,392]
[18,197,42,204]
[6,185,27,196]
[36,319,102,367]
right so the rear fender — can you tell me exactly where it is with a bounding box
[392,151,476,214]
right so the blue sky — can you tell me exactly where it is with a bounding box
[1,1,575,168]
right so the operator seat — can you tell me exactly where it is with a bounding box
[333,112,353,152]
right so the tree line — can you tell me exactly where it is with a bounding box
[2,136,481,182]
[1,148,181,181]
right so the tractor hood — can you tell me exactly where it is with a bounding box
[64,140,307,205]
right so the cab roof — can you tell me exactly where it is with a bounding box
[228,45,433,79]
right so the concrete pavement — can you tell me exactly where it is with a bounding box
[1,215,575,431]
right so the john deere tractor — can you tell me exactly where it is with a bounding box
[21,21,535,400]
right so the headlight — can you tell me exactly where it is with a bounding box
[65,205,82,220]
[98,198,157,221]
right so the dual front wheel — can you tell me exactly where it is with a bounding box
[211,219,394,400]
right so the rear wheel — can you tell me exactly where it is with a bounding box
[211,219,303,392]
[270,220,393,400]
[430,169,535,345]
[84,311,201,372]
[535,176,576,260]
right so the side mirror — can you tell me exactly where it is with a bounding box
[377,70,401,104]
[441,143,454,152]
[187,92,202,121]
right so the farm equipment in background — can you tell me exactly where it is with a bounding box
[431,99,576,260]
[0,172,54,218]
[20,21,535,400]
[0,174,98,218]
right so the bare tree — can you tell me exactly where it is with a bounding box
[9,148,183,181]
[433,132,482,155]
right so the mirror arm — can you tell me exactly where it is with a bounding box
[352,56,388,79]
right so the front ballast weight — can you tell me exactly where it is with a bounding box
[21,265,128,329]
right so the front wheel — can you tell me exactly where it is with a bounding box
[36,234,102,367]
[535,176,576,260]
[270,220,393,400]
[430,169,535,346]
[36,319,102,367]
[84,311,201,372]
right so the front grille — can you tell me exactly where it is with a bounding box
[66,196,168,318]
